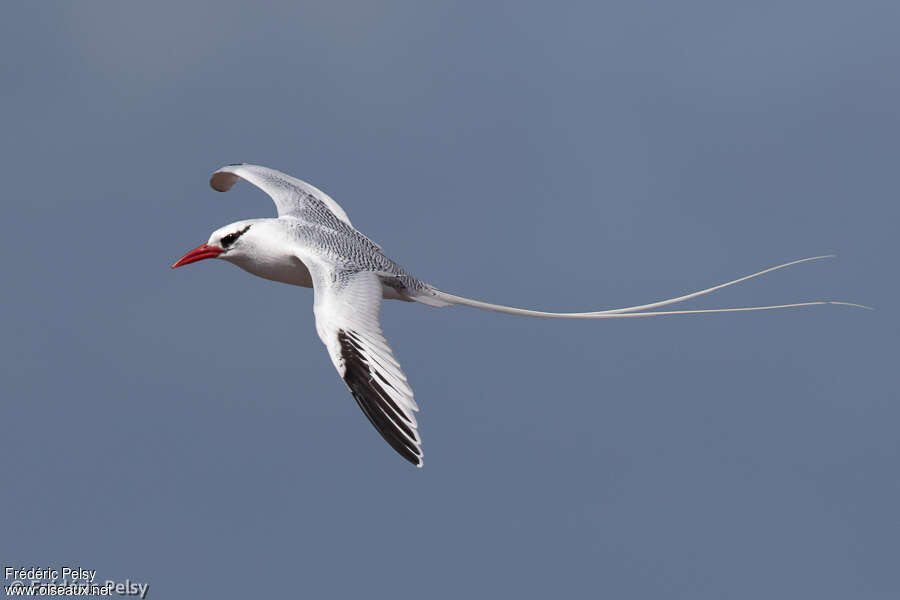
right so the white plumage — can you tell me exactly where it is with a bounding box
[172,164,868,467]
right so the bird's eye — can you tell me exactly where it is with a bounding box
[220,225,251,249]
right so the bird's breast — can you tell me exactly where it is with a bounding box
[228,254,314,288]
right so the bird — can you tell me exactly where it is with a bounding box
[172,163,868,467]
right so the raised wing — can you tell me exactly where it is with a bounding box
[210,163,354,226]
[306,265,423,467]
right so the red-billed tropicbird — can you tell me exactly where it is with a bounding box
[172,164,867,467]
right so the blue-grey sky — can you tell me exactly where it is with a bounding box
[2,2,897,598]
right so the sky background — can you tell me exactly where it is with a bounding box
[2,1,898,598]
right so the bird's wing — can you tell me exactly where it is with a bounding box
[305,262,423,466]
[209,163,354,226]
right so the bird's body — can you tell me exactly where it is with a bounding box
[173,164,867,467]
[214,217,424,299]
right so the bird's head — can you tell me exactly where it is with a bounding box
[171,219,261,268]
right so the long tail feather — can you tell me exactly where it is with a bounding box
[424,256,871,319]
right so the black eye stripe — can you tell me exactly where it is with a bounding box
[221,225,251,248]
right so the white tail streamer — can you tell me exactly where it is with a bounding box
[428,255,871,319]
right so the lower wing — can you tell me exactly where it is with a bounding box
[310,267,424,467]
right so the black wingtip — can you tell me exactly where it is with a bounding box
[338,330,422,466]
